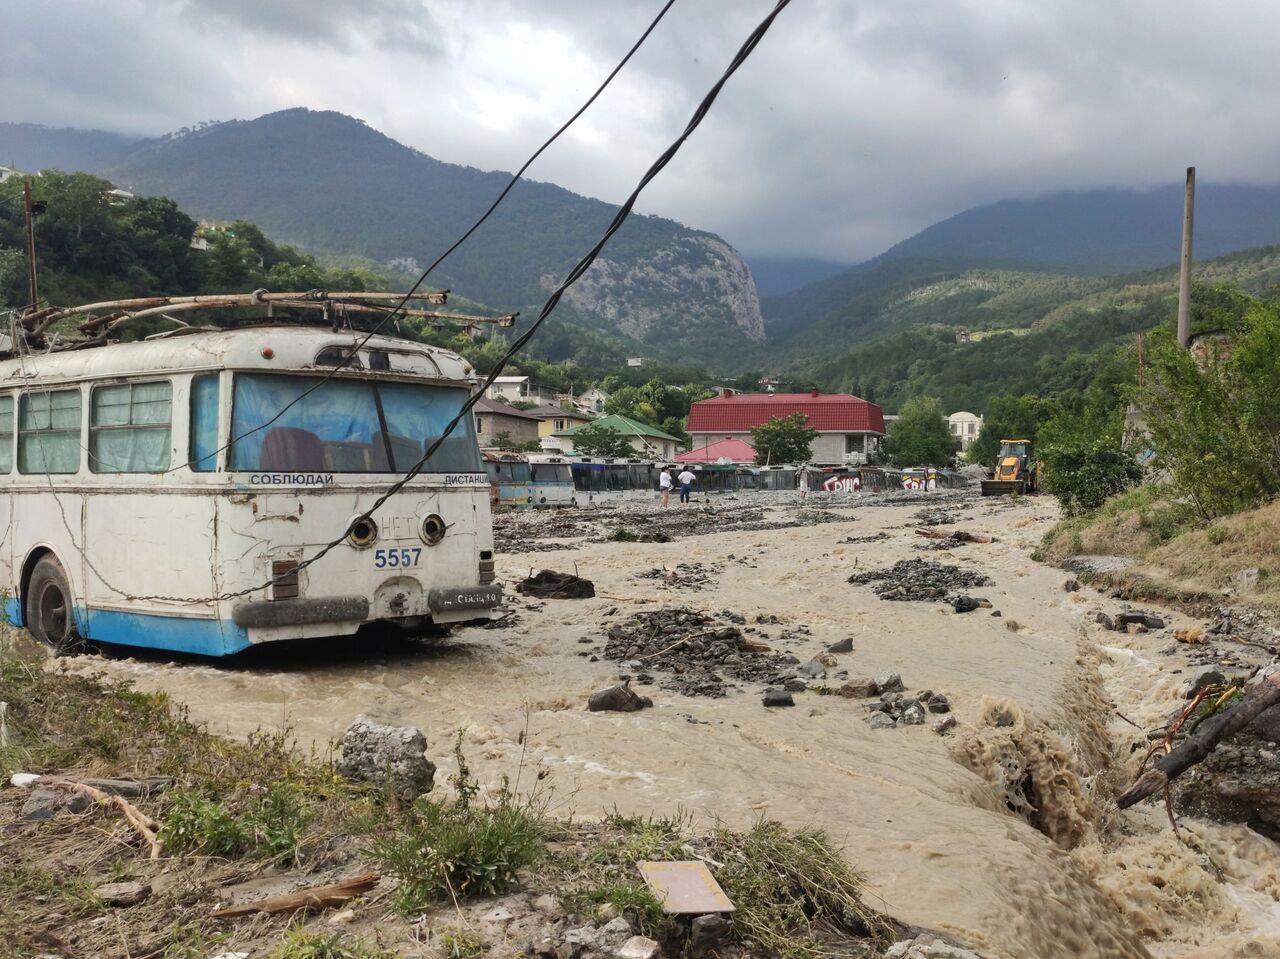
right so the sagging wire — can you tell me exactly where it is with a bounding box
[145,0,681,477]
[27,0,792,608]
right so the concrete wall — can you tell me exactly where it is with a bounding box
[475,412,539,448]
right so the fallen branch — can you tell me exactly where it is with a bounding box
[1117,673,1280,809]
[210,872,380,918]
[51,780,163,859]
[639,630,715,661]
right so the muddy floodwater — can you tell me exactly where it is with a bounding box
[68,492,1280,959]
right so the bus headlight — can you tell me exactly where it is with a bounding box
[348,517,379,548]
[421,514,447,545]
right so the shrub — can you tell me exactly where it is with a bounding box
[1039,439,1143,516]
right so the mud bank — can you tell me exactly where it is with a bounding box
[61,492,1280,958]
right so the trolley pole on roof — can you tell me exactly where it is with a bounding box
[22,180,39,311]
[1177,166,1195,348]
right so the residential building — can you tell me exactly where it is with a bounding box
[528,403,595,440]
[576,387,610,414]
[686,390,885,466]
[553,413,683,460]
[676,437,757,465]
[947,411,984,450]
[486,375,559,406]
[473,397,541,448]
[0,164,35,185]
[758,376,782,393]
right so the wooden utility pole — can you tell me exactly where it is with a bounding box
[22,180,39,311]
[1176,166,1195,347]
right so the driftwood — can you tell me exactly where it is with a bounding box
[51,780,163,859]
[1117,673,1280,809]
[210,872,380,918]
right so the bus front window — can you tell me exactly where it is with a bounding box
[229,374,481,473]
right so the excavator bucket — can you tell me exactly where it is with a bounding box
[980,479,1025,496]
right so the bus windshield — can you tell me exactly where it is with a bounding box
[229,374,481,473]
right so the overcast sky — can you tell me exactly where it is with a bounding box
[3,0,1280,262]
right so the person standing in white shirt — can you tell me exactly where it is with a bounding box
[659,466,674,507]
[677,468,697,504]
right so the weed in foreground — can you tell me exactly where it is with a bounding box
[374,734,547,915]
[438,927,487,959]
[160,781,312,862]
[266,926,394,959]
[710,819,895,959]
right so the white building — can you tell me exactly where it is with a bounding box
[485,375,559,406]
[948,411,984,450]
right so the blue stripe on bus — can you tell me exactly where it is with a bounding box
[83,609,251,657]
[6,598,247,656]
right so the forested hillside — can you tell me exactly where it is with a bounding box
[793,245,1280,412]
[0,110,765,365]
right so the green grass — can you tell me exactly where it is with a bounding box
[438,928,487,959]
[373,735,547,915]
[266,927,395,959]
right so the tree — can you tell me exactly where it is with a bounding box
[885,396,953,467]
[569,424,635,458]
[1141,286,1280,518]
[751,413,818,465]
[966,395,1057,466]
[492,430,514,448]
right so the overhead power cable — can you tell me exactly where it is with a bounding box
[95,0,792,605]
[169,0,680,472]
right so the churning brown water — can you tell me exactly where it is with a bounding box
[64,494,1280,958]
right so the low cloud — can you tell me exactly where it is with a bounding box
[3,0,1279,262]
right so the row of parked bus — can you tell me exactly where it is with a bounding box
[482,452,969,509]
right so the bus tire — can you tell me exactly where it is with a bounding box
[25,555,76,649]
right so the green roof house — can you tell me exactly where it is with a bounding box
[553,413,684,460]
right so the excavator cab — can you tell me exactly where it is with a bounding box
[981,439,1038,496]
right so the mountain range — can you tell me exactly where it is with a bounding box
[6,111,1280,397]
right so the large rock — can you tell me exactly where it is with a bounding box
[615,936,660,959]
[336,715,435,801]
[874,671,904,694]
[588,684,653,712]
[94,880,151,907]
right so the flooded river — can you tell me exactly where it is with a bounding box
[63,492,1280,959]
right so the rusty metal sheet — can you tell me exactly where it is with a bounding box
[637,861,734,914]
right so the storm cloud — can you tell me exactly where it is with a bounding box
[2,0,1278,262]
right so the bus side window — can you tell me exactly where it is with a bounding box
[190,374,220,472]
[18,388,82,475]
[0,394,12,473]
[89,382,172,473]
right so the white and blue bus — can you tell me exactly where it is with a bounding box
[0,325,501,656]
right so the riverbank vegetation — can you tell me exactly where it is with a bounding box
[1038,284,1280,608]
[0,632,893,959]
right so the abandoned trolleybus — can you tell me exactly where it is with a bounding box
[0,325,502,656]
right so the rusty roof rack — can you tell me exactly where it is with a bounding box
[6,289,518,355]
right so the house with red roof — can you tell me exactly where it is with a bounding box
[676,436,757,464]
[685,389,885,466]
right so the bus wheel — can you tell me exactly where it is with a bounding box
[26,556,76,649]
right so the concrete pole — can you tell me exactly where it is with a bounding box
[1177,166,1195,347]
[23,180,39,311]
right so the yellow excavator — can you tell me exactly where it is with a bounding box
[981,439,1039,496]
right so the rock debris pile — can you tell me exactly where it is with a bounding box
[602,607,803,698]
[848,558,992,603]
[635,562,721,590]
